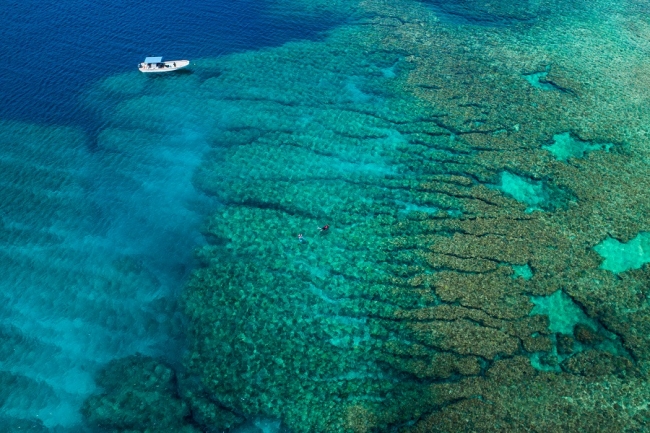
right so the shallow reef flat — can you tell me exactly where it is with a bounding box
[82,0,650,431]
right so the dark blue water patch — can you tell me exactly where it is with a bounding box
[0,0,341,126]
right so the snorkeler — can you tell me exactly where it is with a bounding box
[318,224,329,232]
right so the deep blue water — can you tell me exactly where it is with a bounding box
[0,0,336,430]
[0,0,336,125]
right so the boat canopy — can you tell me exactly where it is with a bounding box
[144,57,163,64]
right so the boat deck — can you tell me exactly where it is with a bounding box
[138,59,189,73]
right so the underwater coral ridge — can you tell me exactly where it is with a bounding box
[84,0,650,429]
[185,28,646,432]
[81,355,196,432]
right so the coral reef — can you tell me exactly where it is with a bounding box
[404,357,647,433]
[85,0,650,429]
[82,355,201,433]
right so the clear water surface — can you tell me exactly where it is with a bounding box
[0,0,336,429]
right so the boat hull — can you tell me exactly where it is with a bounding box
[138,60,190,73]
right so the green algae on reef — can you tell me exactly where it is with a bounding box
[82,0,650,430]
[82,355,202,433]
[184,0,650,428]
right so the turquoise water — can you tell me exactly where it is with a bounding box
[3,0,650,431]
[543,132,613,162]
[0,0,337,430]
[0,61,214,430]
[595,232,650,273]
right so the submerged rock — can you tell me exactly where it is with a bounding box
[561,350,634,377]
[178,374,245,432]
[82,355,200,433]
[573,324,604,345]
[556,333,575,355]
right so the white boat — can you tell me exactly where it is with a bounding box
[138,57,190,73]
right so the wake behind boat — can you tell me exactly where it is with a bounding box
[138,57,189,73]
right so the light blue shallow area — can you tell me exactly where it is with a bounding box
[497,171,547,211]
[529,290,591,371]
[511,263,534,280]
[528,290,629,372]
[523,68,557,91]
[543,132,613,162]
[594,232,650,273]
[496,170,574,212]
[530,290,594,335]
